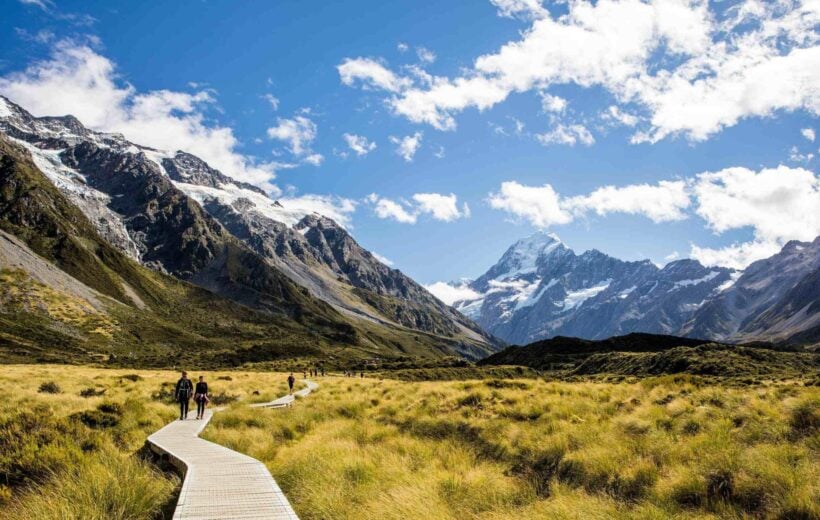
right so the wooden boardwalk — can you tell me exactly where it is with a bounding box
[147,380,318,519]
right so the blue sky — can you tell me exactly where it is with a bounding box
[1,0,818,292]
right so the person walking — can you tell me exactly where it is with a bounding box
[194,375,209,420]
[288,373,296,395]
[174,371,194,420]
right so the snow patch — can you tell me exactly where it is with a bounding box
[672,271,721,290]
[561,279,611,310]
[619,285,637,299]
[174,182,314,227]
[0,97,11,118]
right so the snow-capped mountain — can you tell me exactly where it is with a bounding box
[0,95,497,359]
[447,231,736,344]
[682,237,820,343]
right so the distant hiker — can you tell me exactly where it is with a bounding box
[174,371,194,420]
[194,375,209,420]
[303,370,307,379]
[288,373,296,395]
[320,366,325,377]
[360,371,364,379]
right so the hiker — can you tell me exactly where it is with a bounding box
[174,371,194,420]
[320,366,324,377]
[194,375,209,420]
[288,373,296,395]
[303,370,307,379]
[360,371,364,378]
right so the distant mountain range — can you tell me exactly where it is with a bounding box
[0,96,498,365]
[0,94,816,367]
[445,231,819,346]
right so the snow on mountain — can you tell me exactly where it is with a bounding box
[0,95,498,357]
[443,232,736,344]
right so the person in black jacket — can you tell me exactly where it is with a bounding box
[287,373,296,395]
[174,371,194,420]
[194,375,209,420]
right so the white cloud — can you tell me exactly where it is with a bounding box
[566,180,690,223]
[602,105,638,127]
[0,40,280,191]
[664,251,680,261]
[18,0,53,10]
[389,131,423,162]
[690,240,783,271]
[303,153,324,166]
[434,145,446,159]
[789,146,814,163]
[366,192,469,224]
[536,124,594,146]
[267,115,323,165]
[689,165,820,268]
[262,93,279,110]
[366,194,418,224]
[488,178,690,227]
[416,47,437,64]
[337,57,412,93]
[539,92,566,113]
[425,281,481,305]
[412,193,470,222]
[371,252,394,266]
[341,1,820,143]
[397,42,409,53]
[488,181,573,228]
[802,128,816,142]
[489,0,547,20]
[342,133,377,156]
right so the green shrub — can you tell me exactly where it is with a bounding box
[37,381,61,394]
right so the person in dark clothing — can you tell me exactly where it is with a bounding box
[287,373,296,395]
[194,376,209,420]
[174,371,194,420]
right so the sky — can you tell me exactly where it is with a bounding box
[1,0,818,296]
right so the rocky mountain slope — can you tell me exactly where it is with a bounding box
[0,96,498,361]
[448,232,734,344]
[682,237,820,344]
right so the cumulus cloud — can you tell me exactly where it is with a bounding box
[566,180,691,223]
[425,281,481,305]
[342,133,377,156]
[366,193,418,224]
[488,181,573,228]
[366,192,469,224]
[535,124,594,146]
[489,179,691,227]
[389,131,423,162]
[340,0,820,143]
[0,40,280,191]
[802,128,816,142]
[539,92,567,113]
[267,116,316,155]
[689,165,820,268]
[337,57,412,93]
[412,193,470,222]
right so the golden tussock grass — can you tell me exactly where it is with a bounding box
[0,365,817,519]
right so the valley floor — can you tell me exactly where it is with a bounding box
[0,365,818,519]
